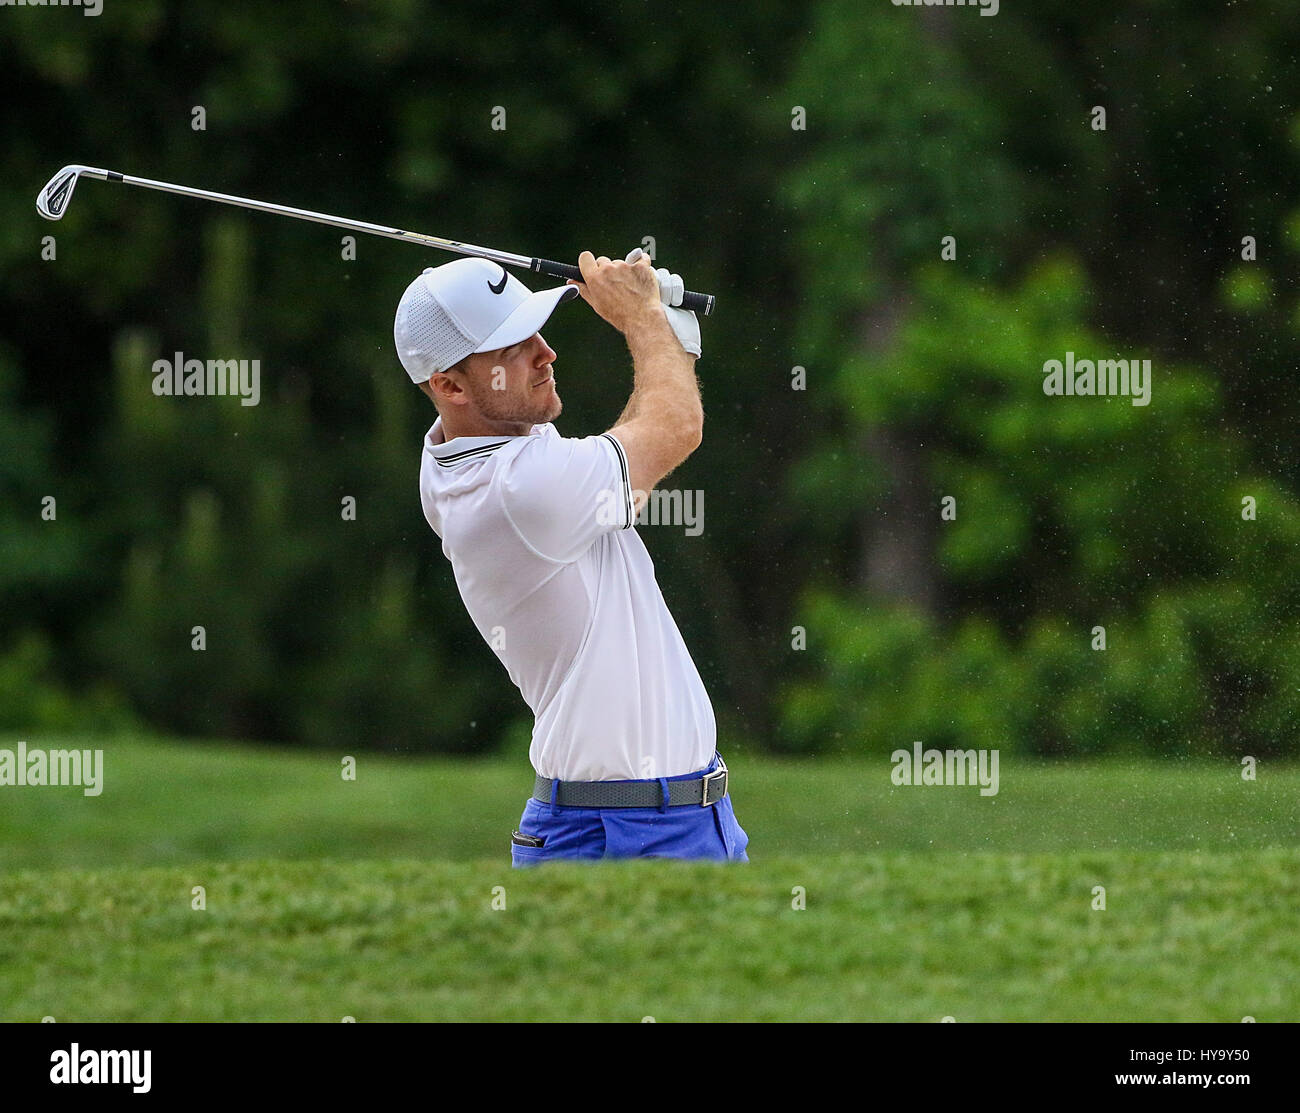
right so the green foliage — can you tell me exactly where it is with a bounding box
[3,2,1299,755]
[2,0,807,751]
[779,588,1298,760]
[780,263,1300,757]
[1221,266,1273,313]
[0,635,133,734]
[783,1,1025,356]
[774,1,1300,757]
[0,350,82,612]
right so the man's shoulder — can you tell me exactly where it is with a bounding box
[499,425,619,486]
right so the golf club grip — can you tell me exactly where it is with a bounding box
[531,258,715,316]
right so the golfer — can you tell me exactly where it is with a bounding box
[395,248,748,866]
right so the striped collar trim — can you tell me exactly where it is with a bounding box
[425,419,547,468]
[431,438,512,468]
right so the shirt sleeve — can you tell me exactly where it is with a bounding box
[500,431,635,562]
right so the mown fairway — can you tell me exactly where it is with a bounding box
[2,735,1297,867]
[1,735,1297,1021]
[2,854,1297,1022]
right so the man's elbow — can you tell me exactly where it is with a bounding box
[679,405,704,455]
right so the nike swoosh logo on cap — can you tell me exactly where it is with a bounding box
[488,268,508,294]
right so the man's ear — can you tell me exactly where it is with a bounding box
[429,368,470,407]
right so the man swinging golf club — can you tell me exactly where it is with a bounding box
[396,248,748,866]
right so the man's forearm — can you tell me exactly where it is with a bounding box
[620,309,702,436]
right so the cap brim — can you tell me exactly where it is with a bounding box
[473,285,579,354]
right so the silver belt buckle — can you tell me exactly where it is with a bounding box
[700,756,728,806]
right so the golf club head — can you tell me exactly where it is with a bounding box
[36,165,93,220]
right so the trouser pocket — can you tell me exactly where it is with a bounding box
[711,797,750,862]
[511,841,549,868]
[711,801,734,857]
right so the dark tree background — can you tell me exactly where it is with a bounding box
[2,0,1296,758]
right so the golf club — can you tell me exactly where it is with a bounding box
[36,164,716,316]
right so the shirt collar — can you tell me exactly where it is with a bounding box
[425,417,552,465]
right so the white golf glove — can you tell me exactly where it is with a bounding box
[625,247,702,358]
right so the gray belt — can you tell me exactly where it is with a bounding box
[533,755,729,808]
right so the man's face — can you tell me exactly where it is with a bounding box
[443,332,561,427]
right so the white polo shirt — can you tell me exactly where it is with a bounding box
[418,417,716,782]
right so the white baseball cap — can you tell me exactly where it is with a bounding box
[394,257,579,384]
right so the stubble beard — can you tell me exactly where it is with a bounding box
[472,379,561,427]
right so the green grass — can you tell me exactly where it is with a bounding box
[1,734,1297,868]
[2,853,1297,1021]
[2,734,1297,1021]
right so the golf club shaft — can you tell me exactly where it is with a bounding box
[58,168,716,315]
